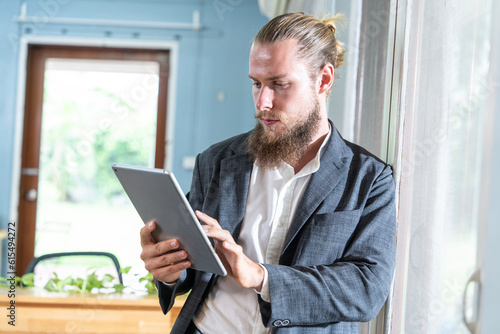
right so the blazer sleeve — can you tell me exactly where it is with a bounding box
[258,164,397,327]
[156,269,194,314]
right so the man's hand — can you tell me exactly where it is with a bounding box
[140,221,191,284]
[196,211,264,291]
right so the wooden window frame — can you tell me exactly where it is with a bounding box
[16,44,169,275]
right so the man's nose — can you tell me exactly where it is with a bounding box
[256,87,273,111]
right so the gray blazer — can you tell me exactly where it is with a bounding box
[157,123,397,333]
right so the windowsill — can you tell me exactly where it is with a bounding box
[0,287,186,333]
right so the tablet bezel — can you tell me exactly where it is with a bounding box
[112,163,227,276]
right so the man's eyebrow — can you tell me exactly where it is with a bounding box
[248,74,289,81]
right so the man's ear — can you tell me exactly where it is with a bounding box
[317,63,334,95]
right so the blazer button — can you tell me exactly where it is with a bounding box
[273,320,283,327]
[282,319,290,326]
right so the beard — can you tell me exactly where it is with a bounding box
[247,97,321,169]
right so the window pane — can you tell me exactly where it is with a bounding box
[36,59,159,288]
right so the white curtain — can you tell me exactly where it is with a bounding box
[390,0,495,333]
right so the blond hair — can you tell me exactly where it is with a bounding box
[253,12,346,85]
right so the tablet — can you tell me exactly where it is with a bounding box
[112,163,227,276]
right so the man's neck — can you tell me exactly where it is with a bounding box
[291,123,330,174]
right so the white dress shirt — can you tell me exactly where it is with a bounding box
[194,129,331,334]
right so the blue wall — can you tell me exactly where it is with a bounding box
[0,0,24,261]
[0,0,267,272]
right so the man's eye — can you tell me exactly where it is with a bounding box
[252,82,261,88]
[274,82,288,88]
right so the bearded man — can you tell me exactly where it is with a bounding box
[140,12,397,334]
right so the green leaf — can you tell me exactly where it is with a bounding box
[17,265,155,295]
[137,272,157,294]
[102,274,115,284]
[144,280,157,294]
[81,278,88,292]
[113,283,125,293]
[44,279,58,292]
[21,273,35,287]
[74,277,85,290]
[119,266,132,274]
[85,272,103,290]
[139,272,154,283]
[56,277,74,292]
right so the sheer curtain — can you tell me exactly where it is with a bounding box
[345,0,496,332]
[389,0,495,333]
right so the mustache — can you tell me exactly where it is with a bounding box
[255,110,281,121]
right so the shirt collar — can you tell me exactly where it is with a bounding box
[295,125,332,177]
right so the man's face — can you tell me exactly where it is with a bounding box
[247,39,323,167]
[248,39,319,140]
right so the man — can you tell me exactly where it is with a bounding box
[140,12,396,333]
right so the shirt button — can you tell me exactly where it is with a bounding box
[278,221,285,228]
[282,319,290,326]
[273,320,283,327]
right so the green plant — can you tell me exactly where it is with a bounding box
[0,266,157,294]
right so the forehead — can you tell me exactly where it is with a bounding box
[249,39,309,80]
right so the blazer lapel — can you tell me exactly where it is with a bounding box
[218,142,253,239]
[282,126,352,254]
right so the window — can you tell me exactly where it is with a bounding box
[17,45,169,287]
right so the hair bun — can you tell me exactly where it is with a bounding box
[322,14,346,36]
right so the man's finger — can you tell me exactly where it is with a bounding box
[204,226,238,252]
[144,249,188,271]
[151,260,191,279]
[196,211,221,228]
[140,220,157,246]
[141,239,180,260]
